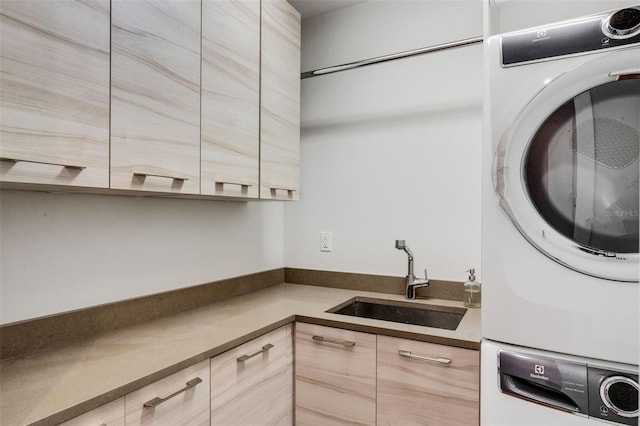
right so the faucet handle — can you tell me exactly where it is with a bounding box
[424,269,429,280]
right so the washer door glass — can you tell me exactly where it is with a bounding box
[525,79,639,254]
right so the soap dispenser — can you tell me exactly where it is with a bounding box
[463,268,481,308]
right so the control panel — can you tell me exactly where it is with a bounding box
[499,350,639,425]
[501,6,640,66]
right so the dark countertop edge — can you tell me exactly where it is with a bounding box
[29,311,479,426]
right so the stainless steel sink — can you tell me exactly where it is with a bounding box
[327,297,467,330]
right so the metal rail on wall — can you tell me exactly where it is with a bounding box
[301,36,484,79]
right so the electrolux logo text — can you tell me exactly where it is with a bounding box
[530,364,549,381]
[532,29,551,43]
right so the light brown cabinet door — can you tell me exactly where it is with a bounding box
[377,335,480,426]
[295,322,376,425]
[210,324,293,425]
[0,0,110,188]
[125,360,209,426]
[201,0,260,199]
[260,0,301,200]
[111,0,201,194]
[60,398,124,426]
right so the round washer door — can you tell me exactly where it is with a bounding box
[496,49,639,282]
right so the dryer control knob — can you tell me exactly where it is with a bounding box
[603,7,640,39]
[599,376,639,418]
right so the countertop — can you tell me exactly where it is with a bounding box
[0,283,481,425]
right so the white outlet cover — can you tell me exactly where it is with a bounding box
[320,231,332,252]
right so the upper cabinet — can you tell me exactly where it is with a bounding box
[201,0,261,199]
[1,0,301,201]
[0,0,110,188]
[260,0,301,200]
[110,0,201,194]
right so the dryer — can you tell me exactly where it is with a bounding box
[483,4,640,365]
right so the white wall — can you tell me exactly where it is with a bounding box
[301,0,483,72]
[0,191,284,324]
[284,1,484,282]
[5,0,628,324]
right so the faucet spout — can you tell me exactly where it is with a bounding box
[395,240,429,300]
[395,239,414,258]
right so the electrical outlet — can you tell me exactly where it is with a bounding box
[320,231,332,252]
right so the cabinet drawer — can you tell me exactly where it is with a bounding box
[377,335,479,425]
[295,322,376,426]
[60,398,124,426]
[125,360,209,426]
[210,324,292,425]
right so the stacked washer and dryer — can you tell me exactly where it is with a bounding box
[482,4,639,425]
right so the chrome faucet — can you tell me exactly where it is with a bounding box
[395,240,429,300]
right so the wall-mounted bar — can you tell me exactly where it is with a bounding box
[301,36,483,79]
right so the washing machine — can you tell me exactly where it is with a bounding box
[482,340,639,425]
[482,4,640,425]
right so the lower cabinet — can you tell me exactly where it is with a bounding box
[377,335,479,425]
[57,323,478,426]
[294,324,480,426]
[125,360,210,426]
[210,324,293,425]
[60,398,124,426]
[57,326,294,426]
[294,322,377,425]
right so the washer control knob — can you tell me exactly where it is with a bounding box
[599,376,639,418]
[603,7,640,38]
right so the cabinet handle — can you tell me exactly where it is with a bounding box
[215,181,252,190]
[312,335,356,347]
[143,377,203,408]
[133,172,188,182]
[0,157,86,170]
[269,187,295,197]
[237,343,274,362]
[399,350,451,365]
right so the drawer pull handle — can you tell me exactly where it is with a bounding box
[143,377,203,408]
[215,181,252,190]
[312,335,356,347]
[133,172,188,182]
[0,157,86,170]
[399,350,451,364]
[237,343,274,362]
